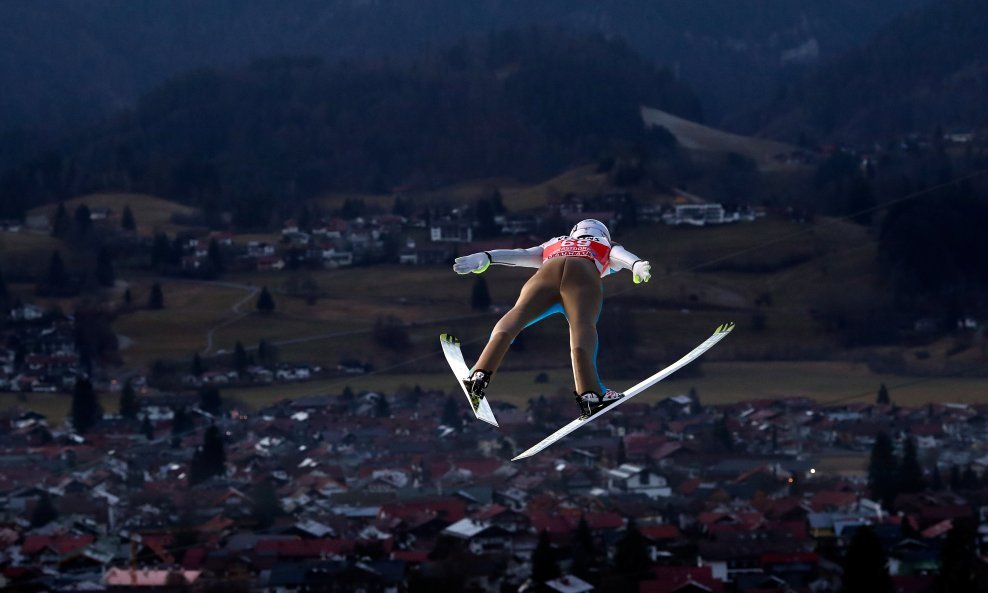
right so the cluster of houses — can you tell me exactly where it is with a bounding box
[0,306,83,394]
[178,363,322,389]
[0,298,340,398]
[1,380,987,592]
[157,185,773,274]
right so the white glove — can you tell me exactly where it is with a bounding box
[632,260,651,284]
[453,252,491,275]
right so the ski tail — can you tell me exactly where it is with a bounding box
[440,333,499,427]
[512,322,734,461]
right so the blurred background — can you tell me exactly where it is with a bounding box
[0,2,986,592]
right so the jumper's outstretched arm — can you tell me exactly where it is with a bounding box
[487,246,544,268]
[609,244,652,283]
[453,246,544,274]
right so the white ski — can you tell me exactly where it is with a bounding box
[512,322,735,461]
[439,334,499,427]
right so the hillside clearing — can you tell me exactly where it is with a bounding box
[640,106,800,171]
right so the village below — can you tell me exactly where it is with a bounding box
[1,122,987,593]
[2,2,988,590]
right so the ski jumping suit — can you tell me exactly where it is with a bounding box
[459,232,649,397]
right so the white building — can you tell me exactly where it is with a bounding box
[605,464,671,499]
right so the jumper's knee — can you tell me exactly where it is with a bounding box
[569,326,598,352]
[571,344,589,356]
[488,329,516,345]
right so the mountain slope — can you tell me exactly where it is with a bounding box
[757,0,988,141]
[0,0,925,134]
[0,30,699,220]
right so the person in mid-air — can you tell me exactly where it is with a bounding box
[452,219,651,418]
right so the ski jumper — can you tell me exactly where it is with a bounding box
[471,235,644,396]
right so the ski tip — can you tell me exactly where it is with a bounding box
[439,333,460,345]
[715,322,735,334]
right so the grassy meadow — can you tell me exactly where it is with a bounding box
[16,358,987,427]
[28,193,199,235]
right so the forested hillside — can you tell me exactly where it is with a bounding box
[0,30,697,222]
[0,0,924,135]
[756,0,988,142]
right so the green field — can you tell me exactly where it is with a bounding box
[640,106,801,171]
[8,357,988,426]
[224,359,988,411]
[109,215,969,388]
[28,193,198,236]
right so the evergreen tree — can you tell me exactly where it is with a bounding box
[96,247,115,287]
[170,236,184,266]
[148,282,164,309]
[51,202,71,237]
[121,205,137,231]
[931,519,978,593]
[868,432,898,508]
[841,526,893,593]
[341,385,355,404]
[930,465,943,491]
[616,437,627,465]
[876,383,890,405]
[960,465,978,489]
[712,417,734,452]
[192,353,204,376]
[70,377,101,434]
[123,287,132,307]
[199,386,222,415]
[498,438,514,459]
[30,492,58,527]
[571,515,598,582]
[119,380,139,420]
[171,407,192,445]
[150,233,171,269]
[257,339,277,365]
[190,425,226,484]
[531,529,560,584]
[233,341,249,374]
[374,393,391,418]
[74,204,93,234]
[256,286,275,313]
[47,250,68,294]
[471,275,492,310]
[614,519,651,577]
[897,437,925,493]
[474,199,498,238]
[251,478,282,528]
[950,465,962,491]
[441,396,460,427]
[688,386,701,411]
[207,239,224,275]
[141,415,154,440]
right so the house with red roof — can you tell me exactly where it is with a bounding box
[640,566,725,593]
[21,535,96,566]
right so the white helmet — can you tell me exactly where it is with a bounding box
[570,219,610,241]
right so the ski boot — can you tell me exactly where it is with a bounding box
[464,369,492,409]
[575,389,624,418]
